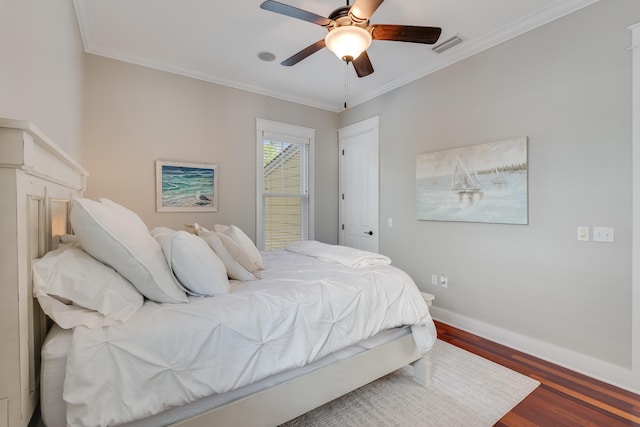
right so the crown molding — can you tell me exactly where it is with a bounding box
[73,0,600,113]
[349,0,600,108]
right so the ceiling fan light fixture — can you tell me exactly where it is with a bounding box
[325,25,372,62]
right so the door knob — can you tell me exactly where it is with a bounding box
[364,231,373,236]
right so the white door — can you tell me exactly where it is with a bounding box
[339,116,379,252]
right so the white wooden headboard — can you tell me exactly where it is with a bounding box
[0,119,88,427]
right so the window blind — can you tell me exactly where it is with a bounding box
[261,138,309,250]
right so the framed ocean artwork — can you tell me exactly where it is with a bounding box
[416,137,528,224]
[156,160,218,212]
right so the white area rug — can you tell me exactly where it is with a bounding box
[282,340,540,427]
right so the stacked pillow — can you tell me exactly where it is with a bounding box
[70,198,188,303]
[151,227,229,296]
[32,241,144,329]
[194,224,259,281]
[33,197,267,329]
[214,225,264,271]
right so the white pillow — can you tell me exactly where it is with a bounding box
[216,232,262,278]
[99,198,149,231]
[195,224,256,281]
[151,227,230,296]
[32,243,144,329]
[214,225,264,270]
[70,198,187,303]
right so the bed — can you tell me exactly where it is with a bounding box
[32,198,436,426]
[3,120,436,427]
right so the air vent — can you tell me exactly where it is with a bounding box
[432,34,464,53]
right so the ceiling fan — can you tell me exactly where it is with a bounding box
[260,0,442,78]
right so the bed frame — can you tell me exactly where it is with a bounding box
[172,335,430,427]
[0,118,88,427]
[0,118,431,427]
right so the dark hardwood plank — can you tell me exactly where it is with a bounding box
[435,321,640,426]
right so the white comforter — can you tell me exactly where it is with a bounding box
[285,240,392,267]
[63,249,436,426]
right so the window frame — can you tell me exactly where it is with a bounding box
[256,119,315,250]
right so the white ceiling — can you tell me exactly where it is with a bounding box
[73,0,598,112]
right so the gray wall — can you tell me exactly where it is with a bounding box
[0,0,84,161]
[342,0,638,369]
[82,55,340,243]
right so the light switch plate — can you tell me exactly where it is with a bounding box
[593,226,614,243]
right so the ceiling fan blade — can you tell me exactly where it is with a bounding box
[352,51,374,78]
[281,39,327,66]
[370,24,442,44]
[349,0,384,24]
[260,0,334,28]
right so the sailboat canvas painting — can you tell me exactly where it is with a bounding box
[416,137,528,224]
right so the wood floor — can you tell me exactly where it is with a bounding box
[435,321,640,426]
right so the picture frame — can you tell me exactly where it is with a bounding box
[416,137,528,224]
[156,160,218,212]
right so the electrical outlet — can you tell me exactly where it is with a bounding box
[577,226,589,241]
[439,274,448,288]
[431,275,438,286]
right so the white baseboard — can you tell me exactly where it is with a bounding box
[430,306,640,394]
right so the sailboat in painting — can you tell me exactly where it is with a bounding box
[451,157,482,193]
[491,168,506,185]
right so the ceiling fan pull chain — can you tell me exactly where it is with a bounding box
[344,61,349,110]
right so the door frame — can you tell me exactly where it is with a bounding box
[338,116,379,251]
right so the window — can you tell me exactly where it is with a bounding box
[256,119,314,250]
